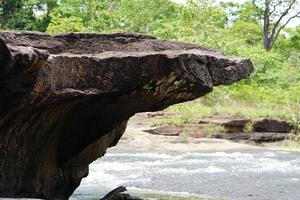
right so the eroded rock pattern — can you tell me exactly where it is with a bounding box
[0,32,253,199]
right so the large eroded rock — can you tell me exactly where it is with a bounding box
[0,32,253,199]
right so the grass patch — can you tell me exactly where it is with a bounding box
[151,98,294,126]
[199,124,223,134]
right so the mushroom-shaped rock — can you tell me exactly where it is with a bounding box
[0,32,253,199]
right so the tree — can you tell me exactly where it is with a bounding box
[0,0,57,31]
[0,0,23,29]
[47,0,181,33]
[259,0,300,51]
[289,26,300,49]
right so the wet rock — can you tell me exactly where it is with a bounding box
[253,118,293,133]
[101,186,144,200]
[0,31,253,199]
[110,193,144,200]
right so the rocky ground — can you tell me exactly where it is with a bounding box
[116,113,294,152]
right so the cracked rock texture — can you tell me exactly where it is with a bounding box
[0,32,253,199]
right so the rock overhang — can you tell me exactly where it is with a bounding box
[0,31,253,199]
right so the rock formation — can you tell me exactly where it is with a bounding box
[100,186,144,200]
[253,118,293,133]
[0,31,253,199]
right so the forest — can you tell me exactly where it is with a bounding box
[1,0,299,128]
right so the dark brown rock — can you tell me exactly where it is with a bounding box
[110,193,144,200]
[253,118,293,133]
[145,124,221,137]
[146,111,165,118]
[144,126,182,136]
[100,186,144,200]
[147,124,289,143]
[250,132,289,142]
[197,118,251,132]
[211,132,289,142]
[215,133,251,140]
[0,31,253,199]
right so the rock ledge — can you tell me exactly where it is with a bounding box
[0,32,253,199]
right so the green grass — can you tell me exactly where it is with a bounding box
[199,125,224,135]
[151,98,295,126]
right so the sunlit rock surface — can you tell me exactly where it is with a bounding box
[0,31,253,199]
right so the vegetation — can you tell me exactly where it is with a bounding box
[260,0,300,50]
[1,0,299,127]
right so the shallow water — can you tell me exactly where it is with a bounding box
[71,149,300,200]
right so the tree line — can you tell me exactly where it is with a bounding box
[0,0,299,50]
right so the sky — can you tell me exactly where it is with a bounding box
[173,0,300,28]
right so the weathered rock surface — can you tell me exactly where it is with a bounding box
[253,118,293,133]
[144,123,291,142]
[100,186,144,200]
[197,118,251,133]
[0,31,253,199]
[249,132,289,142]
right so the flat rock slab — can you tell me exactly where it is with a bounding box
[253,118,293,133]
[146,124,290,143]
[0,32,253,199]
[250,132,290,142]
[144,126,182,136]
[214,132,290,142]
[197,118,251,125]
[197,117,251,133]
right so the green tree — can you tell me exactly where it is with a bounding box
[47,0,85,33]
[288,26,300,50]
[0,0,57,31]
[47,0,181,33]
